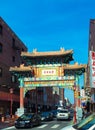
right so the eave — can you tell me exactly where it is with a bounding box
[9,64,33,77]
[9,64,32,72]
[21,48,73,57]
[21,48,74,64]
[64,63,87,70]
[64,63,87,75]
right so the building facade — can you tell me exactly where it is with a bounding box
[0,17,27,116]
[87,19,95,111]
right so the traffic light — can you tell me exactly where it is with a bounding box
[74,91,77,98]
[74,91,80,98]
[78,91,80,98]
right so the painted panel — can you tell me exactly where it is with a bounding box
[23,66,75,89]
[24,80,75,89]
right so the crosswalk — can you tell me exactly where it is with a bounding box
[37,124,60,129]
[2,124,63,130]
[37,124,48,128]
[51,124,60,128]
[2,121,70,130]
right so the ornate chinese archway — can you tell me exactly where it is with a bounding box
[10,48,87,116]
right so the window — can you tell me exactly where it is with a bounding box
[0,67,2,77]
[12,38,15,48]
[11,75,17,83]
[91,44,93,51]
[12,56,15,62]
[22,48,24,51]
[0,25,3,35]
[0,43,2,53]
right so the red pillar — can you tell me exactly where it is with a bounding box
[73,84,77,124]
[73,93,77,124]
[20,87,24,108]
[78,91,81,107]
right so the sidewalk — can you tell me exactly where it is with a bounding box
[0,116,17,129]
[0,117,73,130]
[0,121,14,129]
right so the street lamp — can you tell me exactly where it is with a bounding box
[36,87,38,114]
[73,83,77,124]
[10,88,13,117]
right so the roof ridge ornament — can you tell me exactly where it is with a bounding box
[33,48,37,53]
[60,47,65,52]
[74,62,78,65]
[20,64,24,68]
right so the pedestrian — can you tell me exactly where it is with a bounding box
[76,107,83,123]
[86,101,90,113]
[82,108,87,119]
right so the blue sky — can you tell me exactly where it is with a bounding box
[0,0,95,103]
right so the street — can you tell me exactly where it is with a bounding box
[2,119,72,130]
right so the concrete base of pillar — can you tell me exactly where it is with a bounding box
[15,108,25,117]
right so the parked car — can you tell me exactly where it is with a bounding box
[51,109,58,117]
[61,112,95,130]
[40,111,53,121]
[14,113,41,129]
[57,106,63,110]
[56,109,70,120]
[68,108,74,119]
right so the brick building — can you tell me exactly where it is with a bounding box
[0,17,27,115]
[88,19,95,51]
[87,19,95,111]
[0,17,59,116]
[87,20,95,88]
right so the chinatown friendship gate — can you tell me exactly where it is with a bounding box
[10,48,87,116]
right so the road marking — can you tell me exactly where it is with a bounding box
[1,126,15,130]
[51,124,60,128]
[38,124,48,128]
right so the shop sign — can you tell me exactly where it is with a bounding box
[90,51,95,88]
[42,69,56,75]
